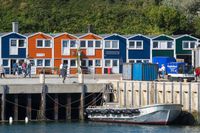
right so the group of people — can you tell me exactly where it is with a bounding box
[59,63,69,83]
[13,61,32,78]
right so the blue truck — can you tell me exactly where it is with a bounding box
[167,62,195,82]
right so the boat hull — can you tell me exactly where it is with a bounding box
[86,104,182,125]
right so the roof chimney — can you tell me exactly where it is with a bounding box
[87,24,93,33]
[12,22,19,33]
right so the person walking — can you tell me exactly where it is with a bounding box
[13,62,18,75]
[61,65,67,83]
[0,65,5,78]
[22,62,27,78]
[161,64,166,79]
[59,63,63,77]
[25,62,32,78]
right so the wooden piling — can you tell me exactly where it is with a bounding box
[14,94,18,121]
[1,85,7,121]
[26,94,31,120]
[54,94,58,120]
[39,85,47,120]
[66,94,71,120]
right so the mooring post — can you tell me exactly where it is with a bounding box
[147,82,149,105]
[139,82,142,106]
[189,83,192,113]
[198,83,200,124]
[66,94,71,120]
[14,94,18,121]
[79,84,85,121]
[154,82,157,104]
[91,93,96,106]
[54,94,59,121]
[26,94,32,120]
[180,82,182,105]
[39,85,47,120]
[131,82,134,107]
[171,82,174,103]
[123,82,126,107]
[163,82,165,103]
[1,85,7,121]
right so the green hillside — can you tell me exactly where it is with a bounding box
[0,0,200,36]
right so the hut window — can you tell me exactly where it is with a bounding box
[95,60,101,67]
[30,60,35,66]
[112,41,119,49]
[37,59,43,66]
[19,40,25,47]
[70,60,76,67]
[113,60,118,67]
[44,40,51,47]
[11,40,17,46]
[70,40,76,48]
[105,60,111,67]
[105,41,111,48]
[37,40,43,47]
[95,41,101,48]
[167,42,173,48]
[88,60,93,67]
[88,41,94,47]
[2,60,8,66]
[128,41,143,49]
[81,60,86,67]
[45,59,51,66]
[182,41,196,50]
[80,41,86,48]
[153,42,158,48]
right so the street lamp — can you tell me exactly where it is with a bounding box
[77,41,83,83]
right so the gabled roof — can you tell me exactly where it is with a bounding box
[0,32,27,38]
[78,32,102,39]
[172,34,199,40]
[26,32,53,38]
[127,34,151,40]
[53,32,78,39]
[151,34,174,40]
[102,33,127,39]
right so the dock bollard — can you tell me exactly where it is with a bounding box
[25,117,28,124]
[9,117,13,125]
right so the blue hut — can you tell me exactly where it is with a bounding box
[127,34,151,63]
[0,32,27,74]
[103,34,127,74]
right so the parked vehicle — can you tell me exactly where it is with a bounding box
[167,62,195,82]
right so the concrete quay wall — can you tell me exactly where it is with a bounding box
[111,80,200,121]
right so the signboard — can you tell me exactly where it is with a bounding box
[36,53,45,57]
[104,50,120,55]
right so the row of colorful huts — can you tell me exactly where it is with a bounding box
[0,23,199,74]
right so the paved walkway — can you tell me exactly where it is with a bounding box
[0,74,122,84]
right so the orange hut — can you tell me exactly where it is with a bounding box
[54,33,78,74]
[27,32,53,74]
[78,33,103,74]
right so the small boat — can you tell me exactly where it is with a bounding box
[86,103,182,125]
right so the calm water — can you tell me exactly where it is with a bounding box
[0,121,200,133]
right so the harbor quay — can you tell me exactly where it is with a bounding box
[0,74,199,124]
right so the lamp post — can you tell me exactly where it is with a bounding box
[77,41,83,83]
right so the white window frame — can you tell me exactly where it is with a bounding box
[152,41,174,50]
[2,59,9,67]
[36,59,52,67]
[182,41,196,50]
[70,40,77,49]
[80,40,87,48]
[128,40,143,50]
[70,59,77,68]
[104,40,119,49]
[128,59,150,63]
[95,59,102,67]
[62,40,70,55]
[36,39,52,48]
[18,39,26,48]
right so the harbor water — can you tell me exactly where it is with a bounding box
[0,121,200,133]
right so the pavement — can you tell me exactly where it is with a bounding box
[0,74,122,85]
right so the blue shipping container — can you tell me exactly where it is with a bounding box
[152,56,176,70]
[122,63,133,80]
[132,63,158,81]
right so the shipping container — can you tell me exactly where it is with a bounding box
[132,63,158,81]
[122,63,133,80]
[123,63,158,81]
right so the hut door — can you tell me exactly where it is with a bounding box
[62,40,70,55]
[112,59,119,73]
[87,40,95,56]
[10,39,18,55]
